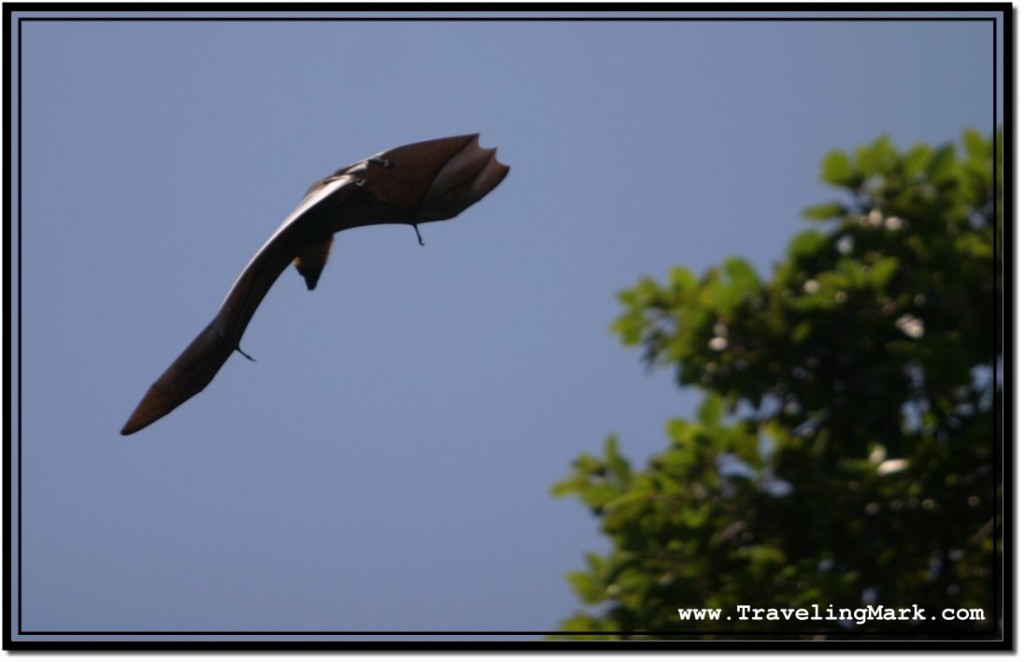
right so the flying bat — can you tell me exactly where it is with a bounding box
[121,134,509,435]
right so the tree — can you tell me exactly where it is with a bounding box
[551,130,1001,638]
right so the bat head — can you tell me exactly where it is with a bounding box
[343,134,509,226]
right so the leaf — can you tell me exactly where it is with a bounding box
[822,150,859,187]
[737,544,788,568]
[801,201,847,221]
[712,258,761,310]
[567,570,606,604]
[669,265,698,291]
[698,394,723,426]
[611,310,645,346]
[790,320,813,344]
[962,128,989,161]
[550,477,583,498]
[787,229,828,260]
[901,144,933,178]
[724,257,760,292]
[665,417,691,443]
[604,435,632,485]
[855,134,897,175]
[866,256,899,288]
[926,144,957,181]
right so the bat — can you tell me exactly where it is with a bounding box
[121,134,509,435]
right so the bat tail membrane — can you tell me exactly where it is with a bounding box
[120,320,237,435]
[417,136,510,221]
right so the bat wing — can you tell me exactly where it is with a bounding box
[121,134,508,435]
[119,174,362,436]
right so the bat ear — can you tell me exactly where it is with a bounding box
[292,237,334,290]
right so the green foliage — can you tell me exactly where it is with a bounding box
[553,130,1000,638]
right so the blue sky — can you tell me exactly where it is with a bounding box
[12,11,1001,642]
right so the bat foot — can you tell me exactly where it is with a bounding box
[235,345,256,362]
[412,223,425,246]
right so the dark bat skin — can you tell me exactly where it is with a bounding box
[121,134,509,435]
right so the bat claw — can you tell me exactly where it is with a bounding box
[235,345,256,362]
[368,157,394,169]
[413,224,425,246]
